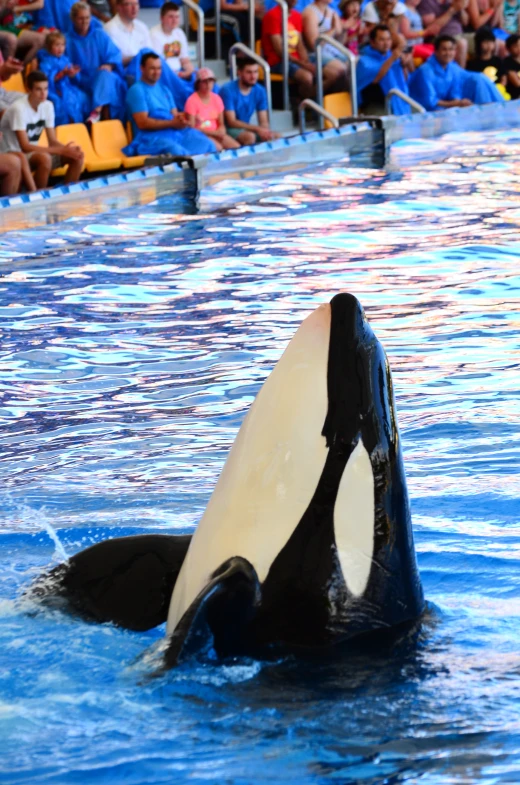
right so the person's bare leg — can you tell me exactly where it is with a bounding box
[29,151,52,189]
[11,152,36,191]
[62,151,85,184]
[0,31,17,60]
[236,130,256,146]
[16,30,46,64]
[222,134,240,149]
[0,153,22,195]
[322,61,347,94]
[295,68,315,99]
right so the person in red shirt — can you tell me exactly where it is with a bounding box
[261,0,316,98]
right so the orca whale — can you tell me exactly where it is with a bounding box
[29,293,424,668]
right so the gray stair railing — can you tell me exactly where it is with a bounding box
[385,88,426,114]
[272,0,289,111]
[229,43,272,125]
[315,34,358,127]
[299,98,339,134]
[182,0,205,68]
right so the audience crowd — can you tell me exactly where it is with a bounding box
[0,0,517,196]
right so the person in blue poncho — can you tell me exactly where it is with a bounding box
[124,52,216,157]
[409,35,504,111]
[66,1,127,123]
[38,32,90,125]
[356,24,414,114]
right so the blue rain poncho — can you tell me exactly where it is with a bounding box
[409,55,504,111]
[124,48,193,109]
[38,50,90,125]
[356,46,412,115]
[66,23,127,121]
[123,79,216,157]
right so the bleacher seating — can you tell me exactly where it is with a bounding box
[323,92,352,128]
[91,120,147,169]
[3,73,26,93]
[55,123,121,172]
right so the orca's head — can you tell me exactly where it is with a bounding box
[252,293,425,650]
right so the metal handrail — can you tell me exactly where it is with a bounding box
[385,88,426,114]
[249,0,255,51]
[299,98,339,134]
[182,0,205,68]
[229,42,272,125]
[315,34,358,127]
[215,0,222,60]
[272,0,289,111]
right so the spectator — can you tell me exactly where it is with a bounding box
[262,0,316,98]
[467,27,506,86]
[504,33,520,96]
[501,0,520,33]
[362,0,407,46]
[357,24,414,113]
[409,33,504,107]
[0,49,24,115]
[400,0,435,59]
[104,0,151,66]
[38,31,90,125]
[184,67,239,151]
[123,52,216,157]
[33,0,76,31]
[417,0,468,66]
[220,0,263,44]
[220,57,279,145]
[340,0,365,55]
[0,0,46,64]
[0,70,84,188]
[67,1,127,122]
[150,2,193,81]
[302,0,350,93]
[88,0,116,23]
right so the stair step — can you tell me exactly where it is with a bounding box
[270,110,294,132]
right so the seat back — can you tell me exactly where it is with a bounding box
[55,122,96,159]
[3,72,26,92]
[323,91,352,129]
[91,119,129,159]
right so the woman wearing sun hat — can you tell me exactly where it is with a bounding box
[184,67,240,151]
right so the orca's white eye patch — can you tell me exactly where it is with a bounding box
[333,439,375,598]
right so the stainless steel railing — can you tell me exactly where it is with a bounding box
[272,0,289,111]
[299,98,339,134]
[182,0,205,68]
[315,34,358,127]
[229,42,272,124]
[385,88,426,114]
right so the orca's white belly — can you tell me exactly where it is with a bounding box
[167,304,331,634]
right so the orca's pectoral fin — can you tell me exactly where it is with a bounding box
[26,534,192,631]
[163,557,261,670]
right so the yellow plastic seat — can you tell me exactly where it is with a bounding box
[255,40,283,83]
[91,119,146,169]
[188,0,216,33]
[56,123,122,172]
[323,91,352,129]
[3,72,26,92]
[37,127,68,177]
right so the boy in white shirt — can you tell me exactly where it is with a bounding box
[150,2,194,80]
[0,71,84,189]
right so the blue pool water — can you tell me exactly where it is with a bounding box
[1,128,520,784]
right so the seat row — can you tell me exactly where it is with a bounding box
[38,120,147,176]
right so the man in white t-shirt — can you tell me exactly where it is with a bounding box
[104,0,152,66]
[150,2,194,80]
[0,71,84,189]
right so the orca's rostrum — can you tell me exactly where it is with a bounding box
[29,294,425,669]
